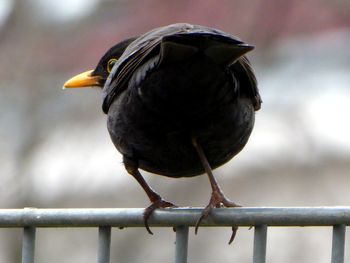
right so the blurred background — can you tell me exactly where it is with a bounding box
[1,0,350,262]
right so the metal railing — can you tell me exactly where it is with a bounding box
[0,207,349,263]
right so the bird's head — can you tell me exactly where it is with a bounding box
[63,37,136,89]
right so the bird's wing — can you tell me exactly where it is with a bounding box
[102,23,261,113]
[232,56,262,111]
[102,23,197,113]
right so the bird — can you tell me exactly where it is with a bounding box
[63,23,261,243]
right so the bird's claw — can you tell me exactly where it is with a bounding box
[195,191,241,244]
[143,199,177,235]
[228,226,238,244]
[194,205,212,234]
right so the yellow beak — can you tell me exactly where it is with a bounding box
[63,70,102,89]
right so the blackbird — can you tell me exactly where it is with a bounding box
[64,23,261,243]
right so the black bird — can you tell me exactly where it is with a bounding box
[64,23,261,242]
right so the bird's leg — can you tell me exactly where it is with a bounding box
[191,137,240,244]
[123,156,176,234]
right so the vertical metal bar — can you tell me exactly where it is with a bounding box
[331,224,346,263]
[22,227,36,263]
[97,226,112,263]
[253,225,267,263]
[174,226,189,263]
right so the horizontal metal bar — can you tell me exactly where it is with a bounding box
[1,207,350,228]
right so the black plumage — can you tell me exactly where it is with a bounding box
[64,23,261,243]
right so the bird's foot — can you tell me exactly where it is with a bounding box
[143,199,177,235]
[195,190,241,244]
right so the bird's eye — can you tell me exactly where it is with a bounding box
[107,58,118,73]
